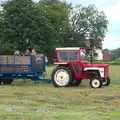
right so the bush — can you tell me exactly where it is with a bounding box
[93,60,120,65]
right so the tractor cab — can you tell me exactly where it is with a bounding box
[51,47,110,88]
[54,47,87,64]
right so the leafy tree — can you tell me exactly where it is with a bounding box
[0,2,14,54]
[0,0,109,63]
[69,4,108,49]
[110,48,120,60]
[37,1,69,59]
[39,0,58,5]
[1,0,39,53]
[1,0,68,52]
[0,0,69,62]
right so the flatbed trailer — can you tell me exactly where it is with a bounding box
[0,54,51,84]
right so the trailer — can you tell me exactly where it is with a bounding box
[0,54,51,84]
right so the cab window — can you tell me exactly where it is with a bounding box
[58,51,78,61]
[80,50,86,61]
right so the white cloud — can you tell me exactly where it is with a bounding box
[103,2,120,21]
[103,34,120,50]
[102,2,120,49]
[67,0,120,49]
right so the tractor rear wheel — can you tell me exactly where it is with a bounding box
[0,80,1,85]
[72,79,82,86]
[51,66,73,87]
[90,77,102,88]
[102,77,110,86]
[2,79,14,84]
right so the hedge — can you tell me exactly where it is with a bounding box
[93,60,120,65]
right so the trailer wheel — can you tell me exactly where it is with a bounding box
[90,77,102,88]
[103,77,110,86]
[72,79,82,86]
[2,79,14,84]
[51,66,73,87]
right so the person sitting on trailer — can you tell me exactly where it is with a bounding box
[25,49,31,56]
[45,55,48,63]
[31,48,37,56]
[14,49,20,56]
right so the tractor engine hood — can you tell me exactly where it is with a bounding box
[84,63,107,68]
[83,63,109,79]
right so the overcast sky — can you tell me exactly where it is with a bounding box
[64,0,120,50]
[1,0,120,50]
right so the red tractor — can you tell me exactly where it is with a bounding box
[51,47,110,88]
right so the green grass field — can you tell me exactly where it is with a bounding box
[0,65,120,120]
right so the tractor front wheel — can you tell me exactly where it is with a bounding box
[90,77,102,88]
[51,66,73,87]
[102,77,110,86]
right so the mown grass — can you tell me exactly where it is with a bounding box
[0,65,120,120]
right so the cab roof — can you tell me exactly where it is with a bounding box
[56,47,84,50]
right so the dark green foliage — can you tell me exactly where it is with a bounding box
[94,60,120,65]
[70,4,108,49]
[0,0,108,63]
[110,48,120,60]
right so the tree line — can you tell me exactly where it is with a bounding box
[0,0,108,62]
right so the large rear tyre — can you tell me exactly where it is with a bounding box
[51,66,73,87]
[71,79,82,86]
[2,79,14,84]
[102,77,110,86]
[90,77,102,88]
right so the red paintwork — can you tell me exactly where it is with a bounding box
[83,64,108,79]
[54,48,108,80]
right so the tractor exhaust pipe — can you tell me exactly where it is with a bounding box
[90,50,93,64]
[90,53,93,64]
